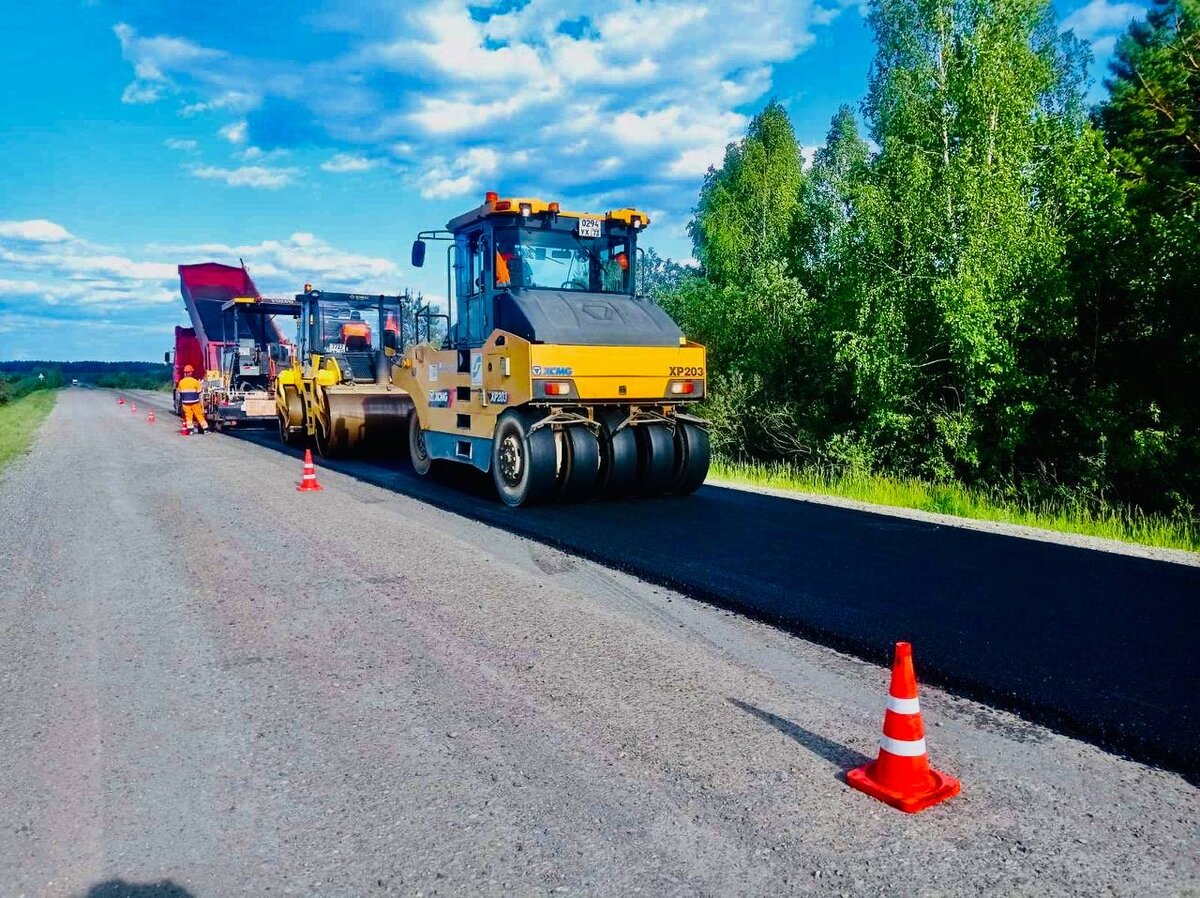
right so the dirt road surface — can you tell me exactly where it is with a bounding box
[1,390,1196,897]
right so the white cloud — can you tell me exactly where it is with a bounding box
[420,147,499,199]
[667,147,727,178]
[153,233,399,292]
[181,90,255,116]
[121,82,163,105]
[320,153,376,173]
[235,146,290,162]
[0,278,44,295]
[114,1,833,222]
[0,230,181,316]
[0,221,399,339]
[1063,0,1144,39]
[218,120,248,143]
[114,22,223,107]
[189,164,300,189]
[408,95,537,135]
[0,220,75,243]
[164,138,198,152]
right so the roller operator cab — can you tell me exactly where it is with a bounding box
[405,193,710,507]
[276,287,414,457]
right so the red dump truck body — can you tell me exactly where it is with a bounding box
[171,262,294,428]
[172,326,204,385]
[178,262,278,371]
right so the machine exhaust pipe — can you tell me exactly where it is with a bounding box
[374,349,391,385]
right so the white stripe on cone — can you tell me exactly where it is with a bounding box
[880,735,928,757]
[886,695,920,714]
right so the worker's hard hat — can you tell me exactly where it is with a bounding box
[183,364,194,374]
[350,310,362,320]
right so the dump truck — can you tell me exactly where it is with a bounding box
[403,192,709,506]
[275,287,414,456]
[171,263,296,430]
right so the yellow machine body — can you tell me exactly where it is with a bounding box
[402,192,711,505]
[399,332,706,454]
[275,289,414,457]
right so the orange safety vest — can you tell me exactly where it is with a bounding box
[340,321,372,343]
[177,376,203,404]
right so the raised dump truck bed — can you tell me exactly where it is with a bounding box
[172,263,298,429]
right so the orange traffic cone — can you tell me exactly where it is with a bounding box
[118,397,125,405]
[296,449,324,492]
[847,642,960,813]
[131,402,137,413]
[179,416,190,436]
[147,409,156,423]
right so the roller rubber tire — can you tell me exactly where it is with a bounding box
[491,409,557,507]
[669,421,710,495]
[409,411,433,476]
[635,423,676,496]
[596,409,638,499]
[556,426,601,503]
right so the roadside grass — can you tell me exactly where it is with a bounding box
[710,458,1198,554]
[0,390,58,471]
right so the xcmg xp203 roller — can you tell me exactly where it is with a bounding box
[403,192,710,506]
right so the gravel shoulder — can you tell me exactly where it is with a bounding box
[1,390,1196,897]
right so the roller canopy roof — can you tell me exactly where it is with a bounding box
[496,289,683,347]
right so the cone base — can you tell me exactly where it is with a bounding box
[296,482,324,492]
[846,762,960,813]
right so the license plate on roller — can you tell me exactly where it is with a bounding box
[577,217,601,238]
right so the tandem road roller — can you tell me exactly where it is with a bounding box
[276,287,414,457]
[403,192,709,506]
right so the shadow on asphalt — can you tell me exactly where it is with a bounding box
[134,393,1200,780]
[728,698,871,774]
[84,880,195,898]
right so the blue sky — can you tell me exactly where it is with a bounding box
[0,0,1144,361]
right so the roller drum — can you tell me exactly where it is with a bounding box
[322,389,412,454]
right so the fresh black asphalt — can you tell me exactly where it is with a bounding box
[223,421,1200,777]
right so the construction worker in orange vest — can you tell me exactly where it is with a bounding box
[177,365,209,435]
[340,310,372,351]
[384,312,400,350]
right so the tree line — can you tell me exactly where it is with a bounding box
[653,0,1198,519]
[0,361,172,403]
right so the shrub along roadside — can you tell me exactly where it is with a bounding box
[652,0,1198,533]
